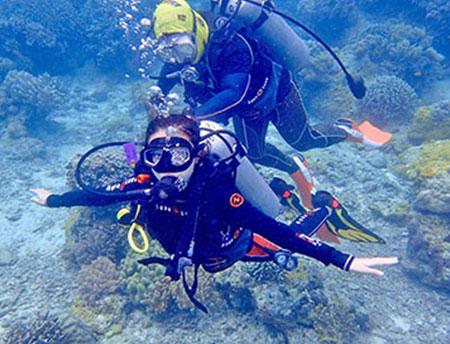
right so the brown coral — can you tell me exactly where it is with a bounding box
[0,70,65,120]
[61,207,128,270]
[143,268,221,316]
[76,256,120,307]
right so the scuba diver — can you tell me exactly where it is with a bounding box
[149,0,392,196]
[31,111,397,313]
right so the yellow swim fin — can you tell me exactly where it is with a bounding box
[313,191,385,244]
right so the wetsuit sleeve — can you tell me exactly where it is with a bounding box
[194,73,250,122]
[194,35,253,122]
[46,177,145,208]
[220,186,354,270]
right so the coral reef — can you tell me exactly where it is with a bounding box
[71,256,125,337]
[0,113,48,164]
[76,256,120,307]
[212,262,369,341]
[347,21,445,89]
[395,139,450,291]
[300,40,343,87]
[245,262,288,283]
[310,294,369,343]
[120,247,223,316]
[0,0,83,73]
[70,294,125,337]
[404,213,450,292]
[354,75,418,130]
[61,148,136,270]
[308,82,355,122]
[298,39,355,121]
[396,140,450,213]
[120,251,165,308]
[412,0,450,55]
[0,0,130,74]
[144,272,219,315]
[408,101,450,144]
[246,267,369,342]
[399,140,450,181]
[414,174,450,214]
[61,208,129,270]
[77,0,131,72]
[65,147,133,191]
[2,311,96,344]
[357,0,412,15]
[0,70,65,121]
[368,201,411,226]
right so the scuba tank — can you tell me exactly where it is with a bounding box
[210,0,310,73]
[200,120,281,218]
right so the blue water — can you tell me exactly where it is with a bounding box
[0,1,449,343]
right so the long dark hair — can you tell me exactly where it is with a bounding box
[145,115,200,147]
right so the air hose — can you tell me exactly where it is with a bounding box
[240,0,366,99]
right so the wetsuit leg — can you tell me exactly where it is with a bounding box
[233,115,297,174]
[272,82,347,151]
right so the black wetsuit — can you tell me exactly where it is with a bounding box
[159,32,348,174]
[47,160,354,272]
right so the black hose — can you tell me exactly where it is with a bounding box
[241,0,366,98]
[75,141,146,198]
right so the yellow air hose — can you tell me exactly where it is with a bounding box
[128,222,150,254]
[118,204,150,254]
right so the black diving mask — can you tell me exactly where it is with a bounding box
[141,136,195,173]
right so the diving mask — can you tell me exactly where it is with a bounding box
[155,33,197,64]
[142,136,195,173]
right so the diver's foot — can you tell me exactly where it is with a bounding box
[335,117,393,147]
[335,117,365,144]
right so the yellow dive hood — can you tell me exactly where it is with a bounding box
[153,0,209,63]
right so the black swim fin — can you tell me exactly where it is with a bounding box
[270,177,307,215]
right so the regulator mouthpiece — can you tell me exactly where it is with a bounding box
[346,74,366,99]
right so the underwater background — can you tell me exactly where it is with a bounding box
[0,0,449,343]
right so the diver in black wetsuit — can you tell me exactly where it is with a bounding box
[151,0,373,195]
[31,115,397,302]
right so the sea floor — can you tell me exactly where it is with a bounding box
[0,70,449,343]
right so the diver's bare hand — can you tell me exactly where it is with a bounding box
[349,257,398,276]
[30,188,52,206]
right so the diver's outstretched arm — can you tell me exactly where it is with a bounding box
[220,182,398,275]
[30,188,129,207]
[349,257,398,276]
[30,176,146,208]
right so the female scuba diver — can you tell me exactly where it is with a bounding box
[149,0,392,200]
[31,113,397,313]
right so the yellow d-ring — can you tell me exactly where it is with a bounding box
[128,222,150,254]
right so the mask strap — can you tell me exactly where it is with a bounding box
[190,8,198,37]
[189,7,199,59]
